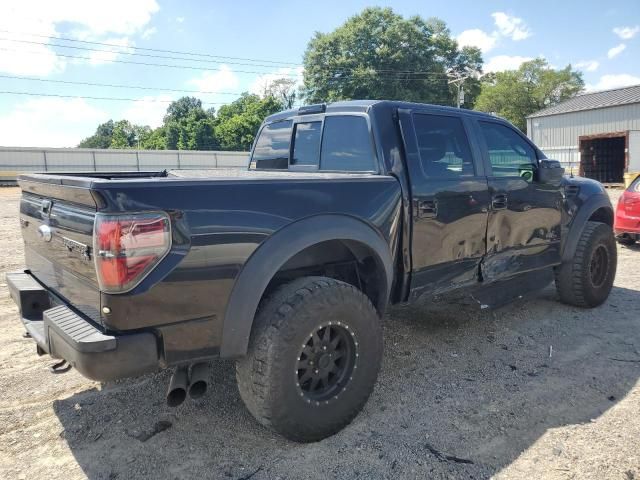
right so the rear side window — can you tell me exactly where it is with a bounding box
[320,116,375,171]
[631,175,640,192]
[292,122,322,166]
[413,114,475,177]
[479,121,537,179]
[251,120,292,169]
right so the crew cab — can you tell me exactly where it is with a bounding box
[7,100,617,442]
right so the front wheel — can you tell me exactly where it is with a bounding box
[236,276,383,442]
[555,221,617,308]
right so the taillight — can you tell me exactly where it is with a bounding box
[94,213,171,293]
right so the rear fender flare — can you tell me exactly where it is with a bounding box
[220,214,393,358]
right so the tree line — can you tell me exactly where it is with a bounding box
[79,7,584,150]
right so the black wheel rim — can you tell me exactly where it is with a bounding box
[589,244,609,288]
[296,322,357,404]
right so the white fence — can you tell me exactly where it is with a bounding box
[0,147,249,182]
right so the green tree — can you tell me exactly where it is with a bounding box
[161,96,218,150]
[474,59,584,131]
[302,7,482,106]
[258,77,298,109]
[215,93,283,150]
[78,120,115,148]
[109,120,137,149]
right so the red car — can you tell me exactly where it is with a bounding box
[615,175,640,245]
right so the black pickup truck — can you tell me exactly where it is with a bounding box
[7,100,617,442]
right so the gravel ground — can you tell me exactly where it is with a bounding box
[0,186,638,480]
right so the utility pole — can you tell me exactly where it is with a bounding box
[446,67,481,108]
[447,70,468,109]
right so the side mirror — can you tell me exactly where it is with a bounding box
[537,159,564,185]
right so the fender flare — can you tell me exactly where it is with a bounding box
[219,214,394,358]
[561,193,613,262]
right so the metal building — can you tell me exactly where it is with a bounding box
[527,84,640,183]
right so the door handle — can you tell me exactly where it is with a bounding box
[417,200,437,218]
[492,193,508,210]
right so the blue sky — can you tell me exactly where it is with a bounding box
[0,0,638,147]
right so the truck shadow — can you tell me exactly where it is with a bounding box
[52,285,640,479]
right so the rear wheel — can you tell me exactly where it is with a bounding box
[555,221,617,308]
[236,276,383,442]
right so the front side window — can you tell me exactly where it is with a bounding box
[413,114,475,177]
[292,121,322,167]
[479,121,537,180]
[251,120,292,169]
[320,116,375,171]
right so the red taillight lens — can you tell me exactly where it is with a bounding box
[94,213,171,292]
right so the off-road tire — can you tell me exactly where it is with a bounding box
[236,276,383,442]
[555,221,617,308]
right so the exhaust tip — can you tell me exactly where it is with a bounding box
[166,365,189,407]
[166,387,187,407]
[188,380,207,399]
[188,362,210,400]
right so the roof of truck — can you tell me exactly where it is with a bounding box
[264,100,500,123]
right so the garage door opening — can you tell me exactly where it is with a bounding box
[579,133,627,183]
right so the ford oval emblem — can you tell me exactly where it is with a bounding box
[38,224,52,242]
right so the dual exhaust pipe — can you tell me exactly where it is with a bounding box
[166,362,210,407]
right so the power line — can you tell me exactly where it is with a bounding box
[0,90,228,105]
[0,74,245,96]
[0,38,454,77]
[0,47,454,81]
[0,29,301,67]
[0,37,301,71]
[0,47,304,77]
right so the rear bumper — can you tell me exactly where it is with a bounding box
[6,271,159,382]
[615,211,640,235]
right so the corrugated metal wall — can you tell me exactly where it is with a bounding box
[0,147,249,182]
[526,103,640,175]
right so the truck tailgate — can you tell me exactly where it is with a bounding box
[19,176,101,324]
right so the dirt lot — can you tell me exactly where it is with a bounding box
[0,186,638,480]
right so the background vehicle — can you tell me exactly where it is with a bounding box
[7,100,617,442]
[614,175,640,245]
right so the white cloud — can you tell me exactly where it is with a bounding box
[87,37,134,65]
[613,25,640,40]
[457,29,498,53]
[187,65,240,94]
[176,17,185,23]
[586,74,640,91]
[575,60,600,72]
[491,12,531,41]
[0,38,65,75]
[0,98,107,147]
[607,43,626,59]
[250,67,304,97]
[0,0,159,75]
[456,11,530,53]
[484,55,533,72]
[141,27,157,40]
[121,95,174,128]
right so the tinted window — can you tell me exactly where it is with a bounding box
[251,120,292,169]
[479,122,537,179]
[320,116,375,171]
[413,114,475,177]
[292,122,321,166]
